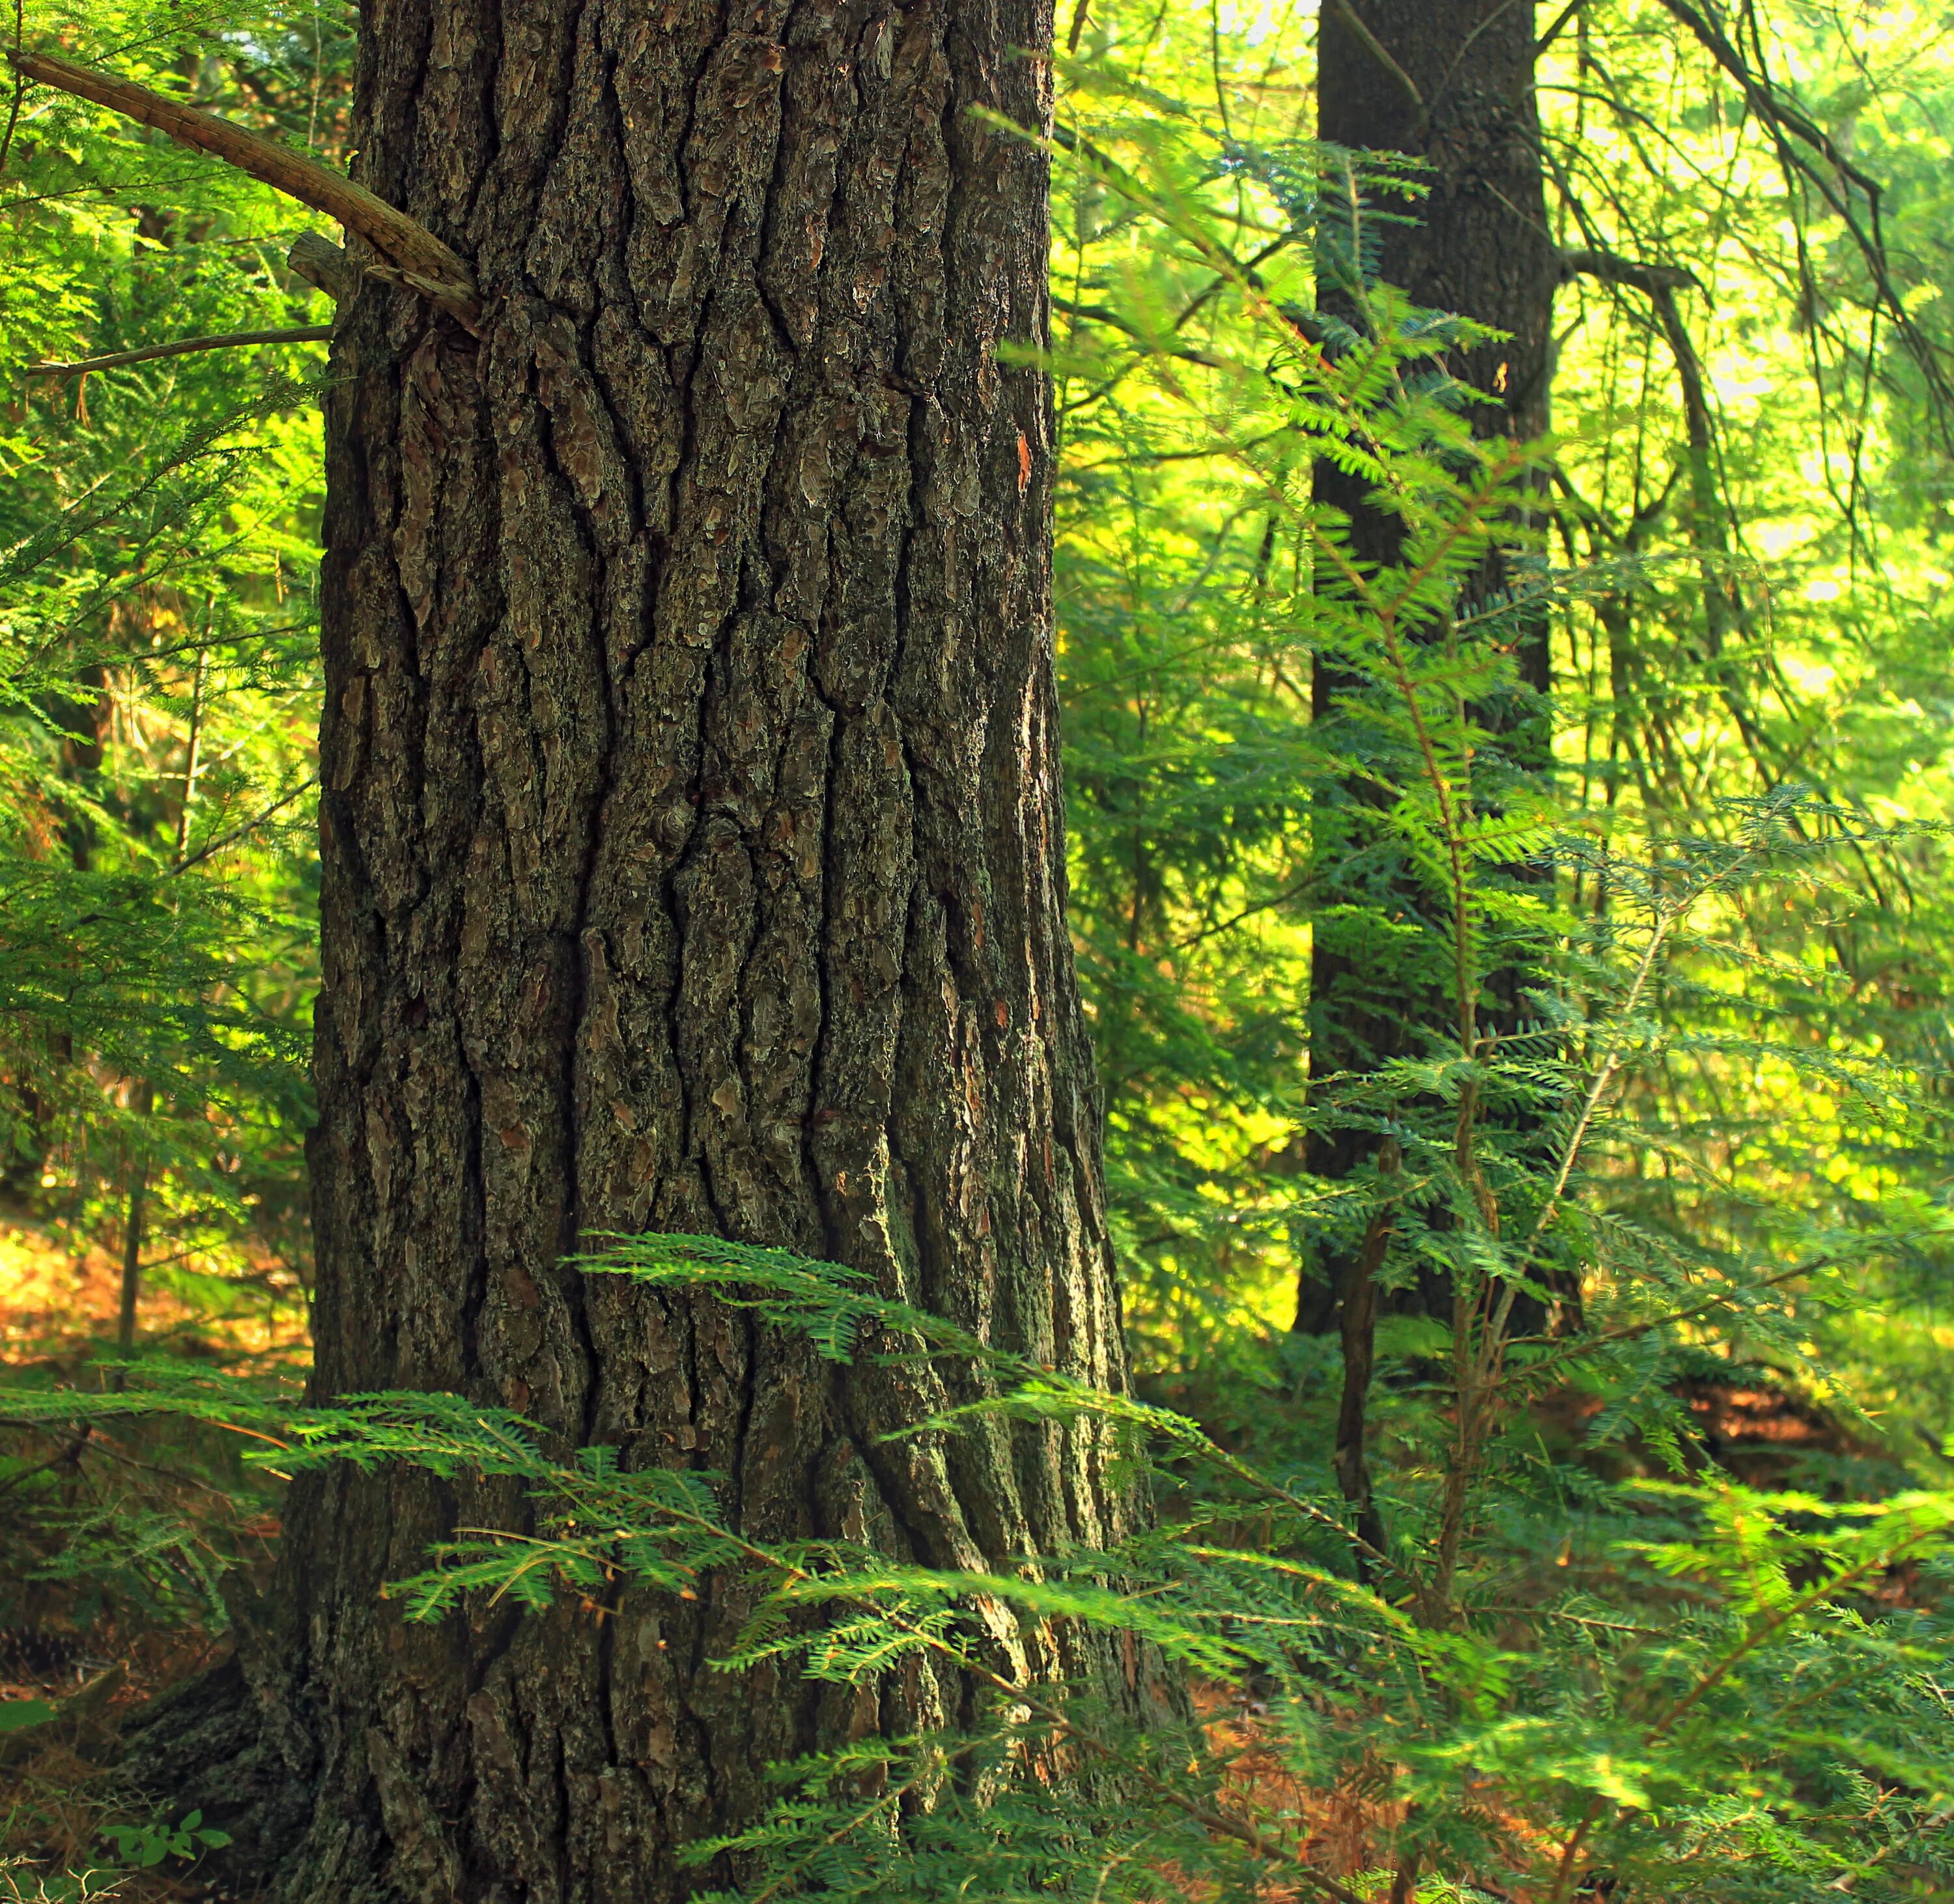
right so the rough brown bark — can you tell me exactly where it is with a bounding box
[1297,1,1557,1332]
[127,1,1140,1897]
[1317,0,1555,449]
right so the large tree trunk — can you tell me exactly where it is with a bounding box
[1297,3,1557,1326]
[134,1,1137,1896]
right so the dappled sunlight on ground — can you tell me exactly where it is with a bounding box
[0,1219,308,1368]
[1,1220,300,1897]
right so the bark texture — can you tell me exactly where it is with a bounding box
[1297,0,1556,1332]
[1318,0,1555,447]
[129,1,1138,1896]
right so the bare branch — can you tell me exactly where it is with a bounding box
[1559,247,1715,459]
[27,326,332,377]
[1649,0,1954,433]
[1535,0,1589,57]
[7,50,479,328]
[1558,248,1699,299]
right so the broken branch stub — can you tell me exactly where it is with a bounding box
[8,49,479,328]
[287,229,361,303]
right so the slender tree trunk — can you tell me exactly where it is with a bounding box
[113,1168,146,1356]
[1297,4,1559,1329]
[1331,1139,1397,1574]
[131,1,1139,1896]
[113,1081,154,1389]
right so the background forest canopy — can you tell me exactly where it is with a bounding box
[7,0,1954,1900]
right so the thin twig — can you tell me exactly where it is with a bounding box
[170,775,318,877]
[1534,0,1589,57]
[1324,0,1423,111]
[27,326,332,377]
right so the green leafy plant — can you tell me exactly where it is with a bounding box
[98,1808,229,1871]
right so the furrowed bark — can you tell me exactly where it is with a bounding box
[122,1,1146,1897]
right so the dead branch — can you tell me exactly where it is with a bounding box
[287,229,361,302]
[7,50,479,328]
[27,326,333,377]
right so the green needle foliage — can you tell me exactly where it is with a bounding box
[6,3,1954,1901]
[0,0,337,1328]
[12,137,1954,1893]
[1051,3,1954,1446]
[11,1215,1949,1901]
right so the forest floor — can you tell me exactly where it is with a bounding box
[0,1218,1893,1902]
[1,1219,299,1902]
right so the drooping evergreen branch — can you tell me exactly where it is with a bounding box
[1548,1505,1954,1901]
[1509,858,1693,1274]
[1498,1255,1839,1392]
[5,49,479,327]
[169,775,319,879]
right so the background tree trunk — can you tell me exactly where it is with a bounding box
[1297,2,1557,1331]
[133,1,1139,1896]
